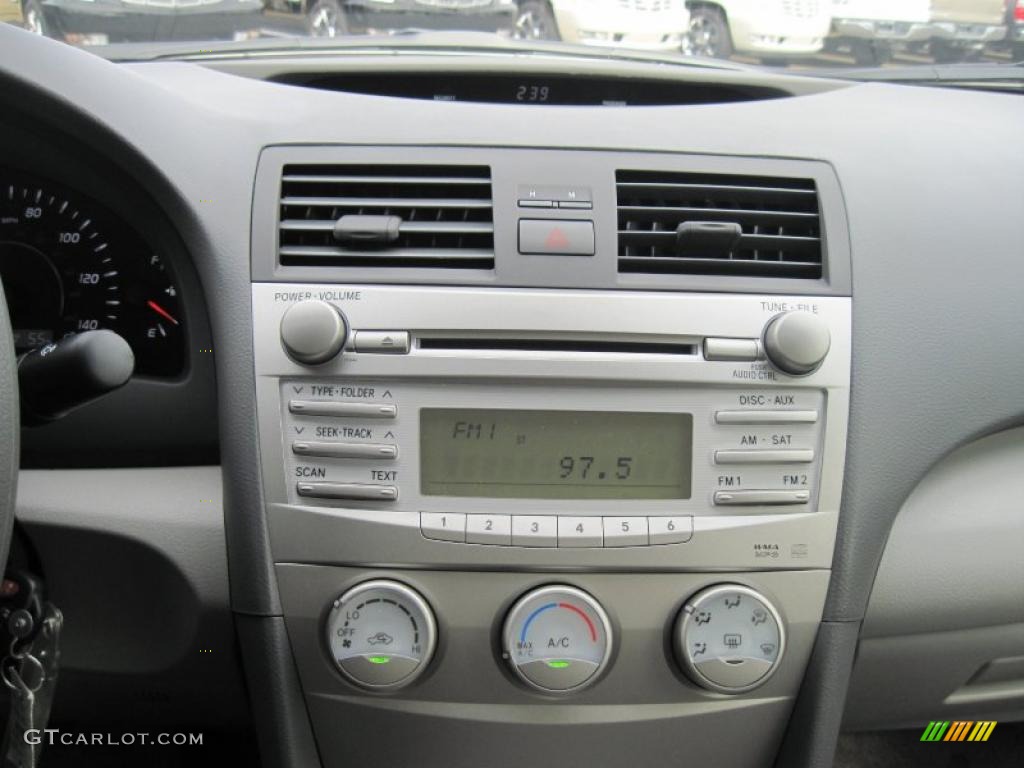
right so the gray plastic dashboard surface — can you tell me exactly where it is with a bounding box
[2,22,1024,766]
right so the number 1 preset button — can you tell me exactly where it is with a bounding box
[602,517,649,547]
[557,517,603,547]
[421,512,466,543]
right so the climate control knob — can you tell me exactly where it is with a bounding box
[674,584,785,694]
[762,311,830,375]
[279,299,348,365]
[502,585,613,694]
[325,580,436,690]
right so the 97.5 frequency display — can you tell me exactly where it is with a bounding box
[420,409,692,500]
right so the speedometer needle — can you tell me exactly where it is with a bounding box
[147,300,179,326]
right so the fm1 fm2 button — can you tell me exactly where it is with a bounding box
[503,585,613,693]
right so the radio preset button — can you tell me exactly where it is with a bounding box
[512,516,557,547]
[714,490,811,506]
[603,517,649,547]
[296,482,398,501]
[557,517,603,547]
[421,513,466,543]
[466,514,513,545]
[703,338,760,362]
[714,449,814,465]
[292,441,397,460]
[714,410,819,425]
[648,516,693,545]
[353,331,410,354]
[289,401,397,419]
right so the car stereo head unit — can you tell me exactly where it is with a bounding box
[253,283,850,572]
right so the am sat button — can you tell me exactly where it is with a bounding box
[518,219,595,256]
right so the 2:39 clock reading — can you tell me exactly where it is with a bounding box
[558,456,633,481]
[515,85,550,102]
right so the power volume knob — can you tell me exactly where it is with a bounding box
[762,311,831,376]
[280,300,348,365]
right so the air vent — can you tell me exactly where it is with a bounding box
[616,170,822,278]
[278,165,494,269]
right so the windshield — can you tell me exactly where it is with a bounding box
[2,0,1021,71]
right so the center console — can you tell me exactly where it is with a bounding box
[251,146,851,768]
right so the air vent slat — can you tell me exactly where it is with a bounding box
[279,245,494,266]
[619,256,821,278]
[282,174,491,186]
[281,220,495,235]
[618,230,821,254]
[616,170,823,279]
[278,164,494,270]
[617,182,817,199]
[281,196,494,210]
[618,205,818,223]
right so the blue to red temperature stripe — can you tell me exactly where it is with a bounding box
[519,602,598,645]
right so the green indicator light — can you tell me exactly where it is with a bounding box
[367,656,391,665]
[546,660,571,669]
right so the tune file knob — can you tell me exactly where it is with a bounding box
[762,311,831,375]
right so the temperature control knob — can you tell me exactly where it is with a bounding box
[280,300,348,365]
[674,584,785,694]
[325,580,436,690]
[762,311,830,375]
[502,585,613,694]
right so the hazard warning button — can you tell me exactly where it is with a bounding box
[518,219,595,256]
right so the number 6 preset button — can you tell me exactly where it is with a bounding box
[466,514,512,545]
[602,517,649,547]
[648,516,693,545]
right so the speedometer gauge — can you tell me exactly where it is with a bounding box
[0,170,185,377]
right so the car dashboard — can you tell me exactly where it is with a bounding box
[1,26,1023,768]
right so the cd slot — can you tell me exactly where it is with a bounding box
[417,337,698,356]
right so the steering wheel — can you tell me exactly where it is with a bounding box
[0,282,17,576]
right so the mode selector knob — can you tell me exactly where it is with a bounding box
[280,300,348,365]
[762,312,830,376]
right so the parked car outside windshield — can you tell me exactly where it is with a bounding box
[1,0,1021,75]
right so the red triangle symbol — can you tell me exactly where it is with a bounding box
[544,227,570,250]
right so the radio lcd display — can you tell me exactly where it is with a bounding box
[420,409,692,500]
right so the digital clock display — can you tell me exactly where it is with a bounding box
[514,84,551,103]
[420,409,692,500]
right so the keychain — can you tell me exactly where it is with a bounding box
[0,569,63,768]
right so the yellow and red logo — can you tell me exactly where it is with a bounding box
[920,721,997,742]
